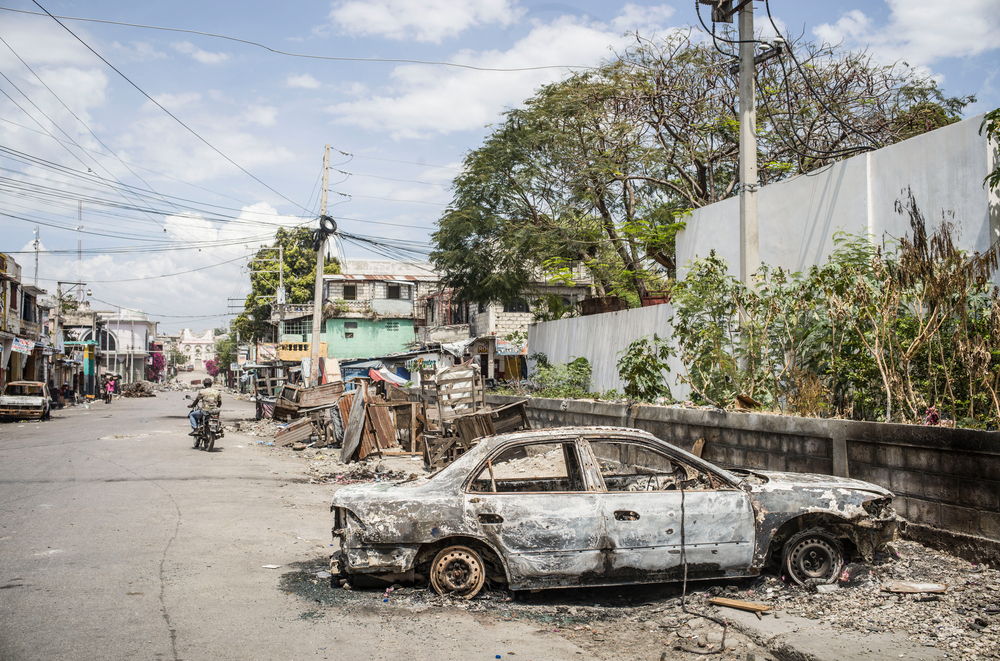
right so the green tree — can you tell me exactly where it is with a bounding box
[214,335,237,371]
[981,108,1000,191]
[232,227,341,342]
[432,31,971,305]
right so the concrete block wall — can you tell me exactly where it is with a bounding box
[487,395,1000,553]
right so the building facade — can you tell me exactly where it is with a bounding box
[0,253,51,388]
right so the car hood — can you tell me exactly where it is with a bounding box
[748,470,892,498]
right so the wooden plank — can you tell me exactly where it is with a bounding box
[691,438,706,458]
[340,390,367,462]
[368,404,398,449]
[882,582,947,594]
[707,597,770,613]
[275,418,313,446]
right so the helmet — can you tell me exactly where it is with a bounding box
[203,377,213,387]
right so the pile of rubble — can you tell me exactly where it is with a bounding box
[156,381,192,392]
[301,451,418,484]
[225,418,280,438]
[121,381,156,398]
[729,540,999,658]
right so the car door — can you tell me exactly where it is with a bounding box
[463,438,607,590]
[585,437,755,582]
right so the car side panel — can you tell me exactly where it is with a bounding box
[466,493,607,590]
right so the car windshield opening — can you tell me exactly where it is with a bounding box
[470,441,584,493]
[590,441,715,491]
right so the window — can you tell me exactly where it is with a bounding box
[590,441,714,492]
[343,284,357,301]
[469,442,585,493]
[344,321,358,329]
[477,302,486,314]
[504,299,529,313]
[385,320,399,331]
[283,319,309,336]
[345,332,354,339]
[386,284,401,299]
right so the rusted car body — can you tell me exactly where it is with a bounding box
[0,381,50,421]
[330,427,897,597]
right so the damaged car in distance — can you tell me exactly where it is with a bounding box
[330,427,897,598]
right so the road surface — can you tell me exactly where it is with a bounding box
[0,392,587,661]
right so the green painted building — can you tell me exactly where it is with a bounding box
[322,317,416,359]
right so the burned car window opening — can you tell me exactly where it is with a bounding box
[590,440,715,492]
[469,441,585,493]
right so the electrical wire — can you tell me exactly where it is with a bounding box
[0,34,185,218]
[762,0,881,149]
[0,6,597,73]
[33,252,252,283]
[29,0,311,214]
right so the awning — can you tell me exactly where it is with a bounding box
[368,367,408,385]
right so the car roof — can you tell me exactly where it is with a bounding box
[472,426,741,485]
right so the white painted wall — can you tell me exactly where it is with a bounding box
[528,304,686,396]
[676,115,1000,280]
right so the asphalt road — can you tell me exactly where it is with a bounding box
[0,392,586,661]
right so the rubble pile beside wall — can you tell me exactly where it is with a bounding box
[487,394,1000,564]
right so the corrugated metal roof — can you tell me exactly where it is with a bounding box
[324,274,436,282]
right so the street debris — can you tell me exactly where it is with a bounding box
[121,381,157,397]
[261,564,282,569]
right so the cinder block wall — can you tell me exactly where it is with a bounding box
[487,395,1000,555]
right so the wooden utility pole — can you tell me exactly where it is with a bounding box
[738,1,759,286]
[308,145,330,386]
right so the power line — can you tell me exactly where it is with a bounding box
[34,252,252,283]
[29,0,311,214]
[1,6,597,73]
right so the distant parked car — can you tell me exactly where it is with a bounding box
[0,381,51,421]
[330,427,897,598]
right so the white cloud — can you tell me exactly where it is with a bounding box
[813,0,1000,65]
[325,9,678,138]
[611,3,675,32]
[328,0,524,43]
[112,41,167,61]
[172,41,231,65]
[286,73,322,89]
[243,105,278,126]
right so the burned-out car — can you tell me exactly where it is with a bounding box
[330,427,897,598]
[0,381,51,421]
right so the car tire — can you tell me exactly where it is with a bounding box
[782,527,844,586]
[429,545,486,599]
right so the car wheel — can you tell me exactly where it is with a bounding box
[429,545,486,599]
[783,528,844,586]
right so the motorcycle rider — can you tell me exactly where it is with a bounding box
[188,377,222,436]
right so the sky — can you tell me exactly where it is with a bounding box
[0,0,997,333]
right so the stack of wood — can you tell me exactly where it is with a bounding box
[417,362,531,469]
[340,384,424,462]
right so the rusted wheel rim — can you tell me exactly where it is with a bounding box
[430,546,484,599]
[787,537,838,584]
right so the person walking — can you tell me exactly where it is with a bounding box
[103,375,114,404]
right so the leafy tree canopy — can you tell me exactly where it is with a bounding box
[432,31,972,305]
[232,226,341,342]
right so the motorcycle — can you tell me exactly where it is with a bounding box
[185,396,224,451]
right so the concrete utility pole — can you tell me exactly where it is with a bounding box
[32,226,39,286]
[738,1,759,286]
[308,145,330,386]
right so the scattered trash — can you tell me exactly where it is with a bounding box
[815,584,840,593]
[261,564,282,569]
